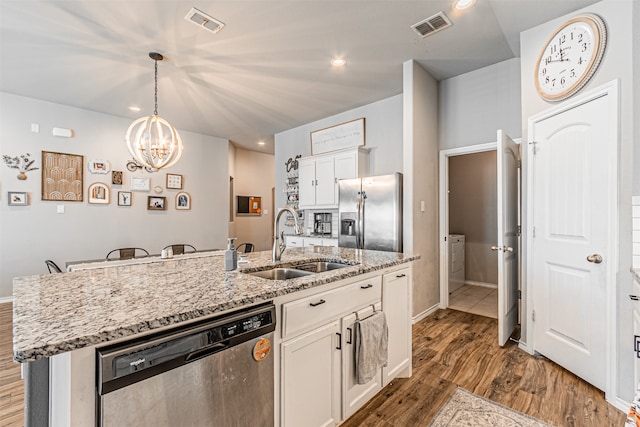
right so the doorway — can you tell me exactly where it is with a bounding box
[447,150,498,319]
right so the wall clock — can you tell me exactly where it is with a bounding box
[534,14,607,102]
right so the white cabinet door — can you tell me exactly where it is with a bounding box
[315,156,336,206]
[334,150,357,203]
[382,268,411,386]
[341,311,382,419]
[281,321,341,427]
[298,158,316,208]
[304,237,324,247]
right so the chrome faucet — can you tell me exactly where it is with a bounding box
[273,206,302,262]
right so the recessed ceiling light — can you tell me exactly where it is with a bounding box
[454,0,475,9]
[331,58,347,67]
[128,106,141,112]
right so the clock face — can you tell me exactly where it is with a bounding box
[535,14,606,101]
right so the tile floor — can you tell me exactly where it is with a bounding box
[448,284,498,319]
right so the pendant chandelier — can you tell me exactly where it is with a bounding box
[125,52,183,172]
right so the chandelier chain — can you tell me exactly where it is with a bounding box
[154,59,158,116]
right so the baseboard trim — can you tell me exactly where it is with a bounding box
[0,296,13,304]
[464,280,497,289]
[609,395,630,414]
[412,303,440,324]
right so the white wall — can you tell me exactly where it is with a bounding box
[0,92,230,299]
[403,60,439,318]
[274,94,403,214]
[232,148,275,251]
[439,58,521,149]
[520,0,635,403]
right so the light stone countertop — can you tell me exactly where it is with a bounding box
[13,246,418,363]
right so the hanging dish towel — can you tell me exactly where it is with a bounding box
[354,311,388,385]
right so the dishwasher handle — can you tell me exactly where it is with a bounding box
[185,342,228,362]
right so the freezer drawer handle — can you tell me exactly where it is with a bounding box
[309,299,326,307]
[360,284,373,289]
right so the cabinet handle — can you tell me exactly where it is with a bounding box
[396,274,406,278]
[309,299,326,307]
[311,180,315,186]
[360,284,373,289]
[630,295,639,301]
[346,327,353,344]
[635,335,640,358]
[336,332,342,350]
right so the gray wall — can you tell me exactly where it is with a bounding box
[0,92,230,299]
[449,151,498,286]
[439,58,521,149]
[274,94,403,232]
[520,0,635,402]
[403,60,440,318]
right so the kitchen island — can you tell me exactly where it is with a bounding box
[13,246,418,426]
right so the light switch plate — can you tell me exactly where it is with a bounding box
[420,201,425,212]
[31,123,40,133]
[56,205,64,214]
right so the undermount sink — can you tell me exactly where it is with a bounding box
[293,262,353,273]
[248,268,313,280]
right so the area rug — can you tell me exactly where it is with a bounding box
[428,387,553,427]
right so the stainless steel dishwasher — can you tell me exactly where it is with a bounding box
[96,302,276,427]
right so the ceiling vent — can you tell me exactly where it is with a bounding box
[411,12,452,38]
[184,7,225,34]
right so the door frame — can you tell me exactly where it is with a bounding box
[438,142,497,309]
[526,79,619,401]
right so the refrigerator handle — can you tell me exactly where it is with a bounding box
[356,197,362,249]
[359,197,365,249]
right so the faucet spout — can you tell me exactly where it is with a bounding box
[273,206,302,262]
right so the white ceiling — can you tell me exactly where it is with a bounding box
[0,0,599,154]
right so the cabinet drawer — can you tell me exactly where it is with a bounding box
[285,236,304,247]
[282,276,382,339]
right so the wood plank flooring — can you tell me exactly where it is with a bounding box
[342,309,626,427]
[0,303,23,427]
[0,303,626,426]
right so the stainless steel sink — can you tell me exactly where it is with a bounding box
[248,268,313,280]
[293,262,353,273]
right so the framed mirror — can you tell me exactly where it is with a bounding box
[236,195,262,216]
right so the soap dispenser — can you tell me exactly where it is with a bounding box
[224,237,238,271]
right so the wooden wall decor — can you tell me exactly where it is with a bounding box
[41,151,84,201]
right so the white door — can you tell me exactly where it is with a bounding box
[497,130,519,346]
[530,89,616,391]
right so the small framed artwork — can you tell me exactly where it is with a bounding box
[88,182,110,204]
[88,159,111,174]
[118,191,132,206]
[112,170,123,185]
[8,191,28,206]
[148,196,166,210]
[131,177,150,192]
[176,192,191,210]
[166,173,183,190]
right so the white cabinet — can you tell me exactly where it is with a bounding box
[284,236,304,247]
[382,268,412,385]
[281,321,341,427]
[303,237,338,248]
[299,148,369,209]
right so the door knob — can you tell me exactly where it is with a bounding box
[586,254,603,264]
[491,246,500,251]
[503,246,514,252]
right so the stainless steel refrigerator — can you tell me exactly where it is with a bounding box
[338,172,402,252]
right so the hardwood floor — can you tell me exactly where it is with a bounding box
[0,303,23,427]
[0,303,626,426]
[342,309,626,427]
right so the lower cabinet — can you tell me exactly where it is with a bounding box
[382,268,412,385]
[279,266,411,426]
[281,321,341,427]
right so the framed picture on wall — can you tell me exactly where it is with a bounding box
[112,170,123,185]
[166,173,183,190]
[175,192,191,210]
[148,196,166,210]
[88,182,110,204]
[42,151,83,201]
[88,159,110,174]
[131,177,150,192]
[8,191,28,206]
[118,191,132,206]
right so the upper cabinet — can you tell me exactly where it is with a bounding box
[299,148,370,209]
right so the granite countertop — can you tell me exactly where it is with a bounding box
[13,247,418,363]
